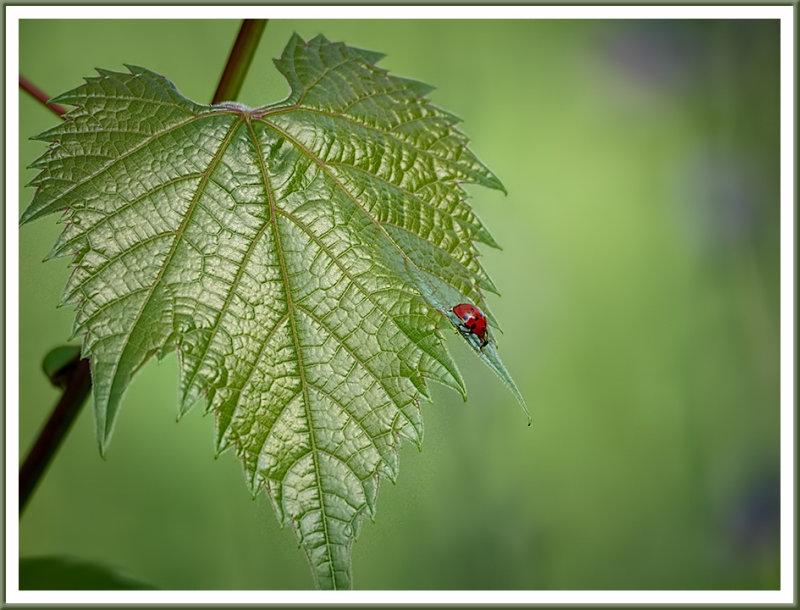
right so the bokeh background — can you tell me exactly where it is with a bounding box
[18,19,781,590]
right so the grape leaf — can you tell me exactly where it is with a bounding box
[22,33,526,588]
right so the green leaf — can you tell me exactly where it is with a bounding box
[23,34,526,588]
[41,344,82,388]
[20,556,156,590]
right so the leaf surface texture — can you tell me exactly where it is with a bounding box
[24,34,521,588]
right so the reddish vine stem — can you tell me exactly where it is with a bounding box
[19,20,267,515]
[19,75,67,117]
[18,75,83,515]
[212,19,268,104]
[19,357,92,512]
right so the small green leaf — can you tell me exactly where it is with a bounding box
[23,34,527,588]
[20,556,156,590]
[41,345,82,388]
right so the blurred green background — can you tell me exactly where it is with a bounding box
[18,19,780,590]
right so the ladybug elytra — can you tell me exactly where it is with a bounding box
[452,303,489,348]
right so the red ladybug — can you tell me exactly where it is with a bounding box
[452,303,489,348]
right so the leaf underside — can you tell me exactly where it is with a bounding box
[23,34,524,588]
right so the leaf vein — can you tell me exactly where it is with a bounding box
[246,117,337,587]
[40,113,231,213]
[95,115,244,436]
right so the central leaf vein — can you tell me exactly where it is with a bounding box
[246,118,336,586]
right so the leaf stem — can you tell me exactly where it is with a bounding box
[212,19,268,104]
[19,75,67,117]
[19,356,92,513]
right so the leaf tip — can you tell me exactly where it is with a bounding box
[519,399,532,427]
[19,205,40,226]
[214,438,229,458]
[97,434,110,460]
[488,174,507,194]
